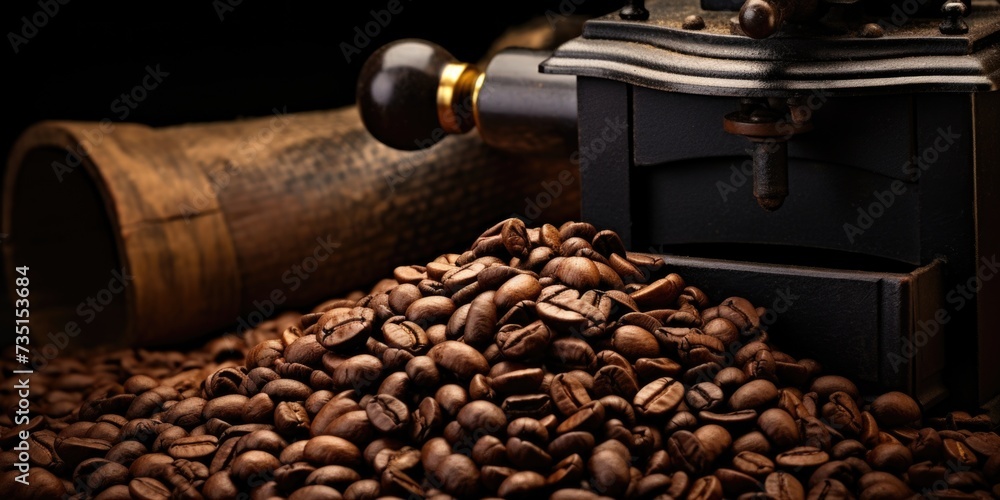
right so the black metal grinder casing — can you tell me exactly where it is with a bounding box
[356,0,1000,409]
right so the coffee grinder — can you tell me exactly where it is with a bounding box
[356,0,1000,410]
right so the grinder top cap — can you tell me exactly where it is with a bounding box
[541,0,1000,97]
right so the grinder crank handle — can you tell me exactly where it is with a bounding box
[357,39,578,154]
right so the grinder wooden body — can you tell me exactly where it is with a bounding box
[3,107,578,347]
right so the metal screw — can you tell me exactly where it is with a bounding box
[682,15,706,30]
[940,0,969,34]
[620,0,649,21]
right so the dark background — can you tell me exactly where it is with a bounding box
[0,0,618,330]
[1,0,617,165]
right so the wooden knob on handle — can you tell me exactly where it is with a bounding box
[357,39,479,151]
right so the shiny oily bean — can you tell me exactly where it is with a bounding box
[633,377,684,418]
[230,450,281,483]
[381,319,430,354]
[496,321,552,361]
[689,475,725,500]
[549,373,592,416]
[129,477,172,500]
[405,296,456,325]
[866,443,913,474]
[318,307,374,351]
[734,451,775,477]
[592,365,639,400]
[869,391,921,427]
[686,382,725,412]
[729,379,779,411]
[610,325,660,361]
[587,449,630,498]
[303,436,362,467]
[765,471,806,500]
[759,408,801,450]
[943,438,978,467]
[777,446,830,468]
[428,341,489,380]
[366,394,411,433]
[167,435,218,460]
[275,401,311,436]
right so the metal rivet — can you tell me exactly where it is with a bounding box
[620,0,649,21]
[939,0,969,34]
[682,15,706,30]
[859,23,884,38]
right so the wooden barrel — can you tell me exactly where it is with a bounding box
[3,107,579,347]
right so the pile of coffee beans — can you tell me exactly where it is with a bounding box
[3,219,999,499]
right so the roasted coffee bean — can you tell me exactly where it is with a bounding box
[866,443,913,474]
[201,393,248,422]
[548,432,595,461]
[494,274,542,311]
[668,430,710,475]
[428,341,489,380]
[592,364,639,400]
[129,453,173,478]
[943,438,978,467]
[607,325,659,362]
[491,368,544,396]
[807,479,851,500]
[809,376,859,401]
[700,409,758,428]
[549,373,592,416]
[321,410,374,443]
[18,221,1000,499]
[689,474,725,500]
[129,477,172,499]
[730,379,779,411]
[776,446,830,468]
[633,377,684,417]
[556,401,605,434]
[821,391,862,436]
[303,436,362,467]
[536,298,606,338]
[869,391,921,427]
[72,457,129,494]
[546,336,597,372]
[759,408,801,450]
[587,449,630,497]
[318,307,375,351]
[167,435,218,460]
[965,431,1000,458]
[457,400,507,434]
[105,440,148,467]
[858,471,912,498]
[366,394,410,433]
[230,450,281,484]
[687,382,725,412]
[262,379,313,402]
[765,471,805,499]
[497,321,552,361]
[630,274,683,309]
[331,354,383,391]
[733,451,775,477]
[381,318,430,355]
[57,437,113,468]
[406,296,456,325]
[634,357,683,382]
[275,401,311,436]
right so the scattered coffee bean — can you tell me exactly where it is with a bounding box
[6,220,998,500]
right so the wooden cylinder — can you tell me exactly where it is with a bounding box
[3,106,579,347]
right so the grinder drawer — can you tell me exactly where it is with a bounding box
[649,254,947,407]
